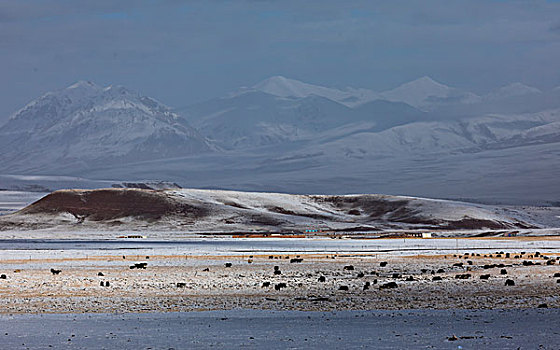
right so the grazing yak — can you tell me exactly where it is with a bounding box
[379,282,398,289]
[505,279,515,286]
[50,268,61,275]
[130,263,148,269]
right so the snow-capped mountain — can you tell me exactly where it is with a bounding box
[248,76,379,107]
[380,76,481,110]
[1,77,559,205]
[0,81,212,173]
[183,88,424,150]
[486,83,542,100]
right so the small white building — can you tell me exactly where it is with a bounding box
[421,233,432,238]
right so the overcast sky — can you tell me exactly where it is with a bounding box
[1,0,560,120]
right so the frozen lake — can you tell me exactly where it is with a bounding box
[1,237,558,270]
[0,237,558,257]
[1,309,558,349]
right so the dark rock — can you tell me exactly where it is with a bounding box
[505,279,515,286]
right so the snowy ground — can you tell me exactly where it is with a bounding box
[3,188,560,238]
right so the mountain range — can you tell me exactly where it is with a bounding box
[1,76,559,205]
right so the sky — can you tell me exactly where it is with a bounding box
[1,0,560,120]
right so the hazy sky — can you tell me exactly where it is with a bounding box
[1,0,560,120]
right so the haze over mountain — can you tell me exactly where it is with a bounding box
[0,81,211,173]
[1,76,559,205]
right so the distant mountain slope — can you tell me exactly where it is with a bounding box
[305,108,560,157]
[486,83,542,100]
[183,90,424,149]
[0,188,536,234]
[250,75,379,107]
[0,81,212,173]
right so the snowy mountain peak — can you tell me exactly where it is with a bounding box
[67,80,100,90]
[0,81,212,172]
[253,75,325,98]
[487,82,542,100]
[407,76,449,89]
[380,76,480,109]
[251,76,378,107]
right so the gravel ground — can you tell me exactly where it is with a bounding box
[1,247,559,313]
